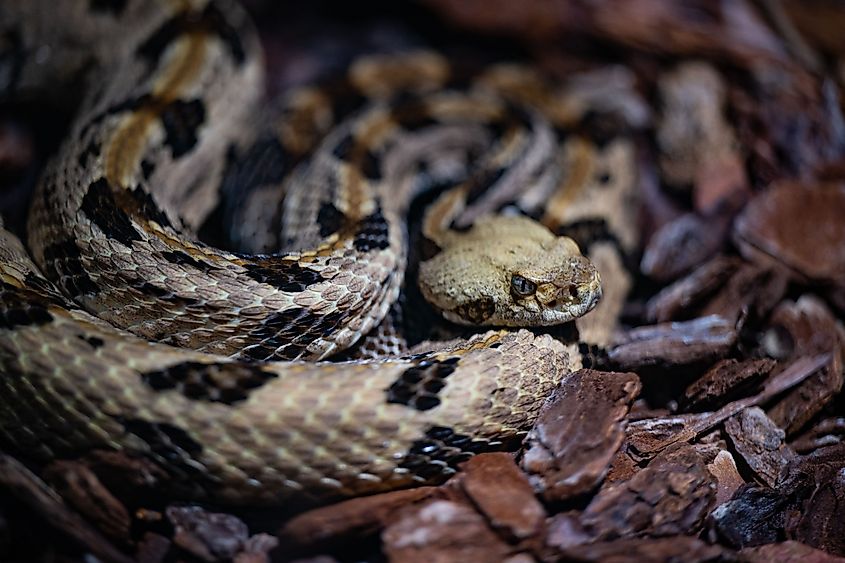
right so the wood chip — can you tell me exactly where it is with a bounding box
[557,536,729,563]
[455,453,546,543]
[706,450,746,507]
[608,315,737,370]
[645,255,742,322]
[724,407,796,487]
[765,297,845,435]
[791,417,845,454]
[792,444,845,556]
[683,358,775,411]
[42,460,131,543]
[575,444,715,543]
[640,213,729,282]
[627,354,831,459]
[382,500,513,562]
[167,505,249,562]
[136,533,172,563]
[740,541,845,563]
[710,443,845,553]
[279,487,446,552]
[521,369,641,501]
[734,181,845,283]
[701,263,789,327]
[0,454,131,563]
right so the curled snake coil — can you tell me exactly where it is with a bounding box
[0,0,639,507]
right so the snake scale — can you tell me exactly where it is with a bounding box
[0,0,639,507]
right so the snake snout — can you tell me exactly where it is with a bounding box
[552,256,602,312]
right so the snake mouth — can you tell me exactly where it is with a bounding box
[537,266,602,324]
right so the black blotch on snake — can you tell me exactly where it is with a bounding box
[386,357,459,411]
[116,418,214,487]
[0,283,53,329]
[316,202,348,238]
[81,178,142,243]
[359,147,382,181]
[136,3,245,68]
[240,308,346,361]
[140,159,155,180]
[140,361,277,405]
[391,102,439,132]
[88,0,128,15]
[41,240,99,297]
[160,99,206,158]
[555,217,630,267]
[242,261,323,292]
[77,334,105,349]
[461,165,507,209]
[127,186,175,230]
[353,203,390,252]
[159,250,217,274]
[134,282,200,307]
[76,139,101,169]
[398,425,509,480]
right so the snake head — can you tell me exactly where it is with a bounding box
[419,215,602,327]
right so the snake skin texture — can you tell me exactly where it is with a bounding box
[0,0,638,507]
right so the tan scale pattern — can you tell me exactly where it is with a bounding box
[0,0,622,507]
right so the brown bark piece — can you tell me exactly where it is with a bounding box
[166,505,249,562]
[711,444,845,552]
[710,484,795,548]
[0,454,131,563]
[455,453,545,542]
[640,213,728,282]
[701,263,789,327]
[76,450,173,501]
[706,450,746,507]
[558,536,729,563]
[278,487,445,551]
[626,413,713,461]
[765,297,845,435]
[382,499,513,563]
[683,358,776,411]
[740,541,845,562]
[234,534,279,563]
[724,407,796,487]
[604,446,640,484]
[792,444,845,556]
[577,444,716,542]
[608,315,737,370]
[42,460,131,543]
[645,255,741,322]
[626,354,830,459]
[791,417,845,454]
[521,369,640,501]
[136,533,172,563]
[734,182,845,283]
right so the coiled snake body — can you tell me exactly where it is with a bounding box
[0,0,637,507]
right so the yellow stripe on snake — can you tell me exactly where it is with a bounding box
[0,0,639,507]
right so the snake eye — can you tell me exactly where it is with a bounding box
[510,274,537,297]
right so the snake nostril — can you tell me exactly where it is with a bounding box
[548,299,557,308]
[568,285,578,299]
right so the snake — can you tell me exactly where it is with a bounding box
[0,0,638,508]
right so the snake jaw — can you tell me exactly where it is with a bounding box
[548,262,602,322]
[525,256,602,325]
